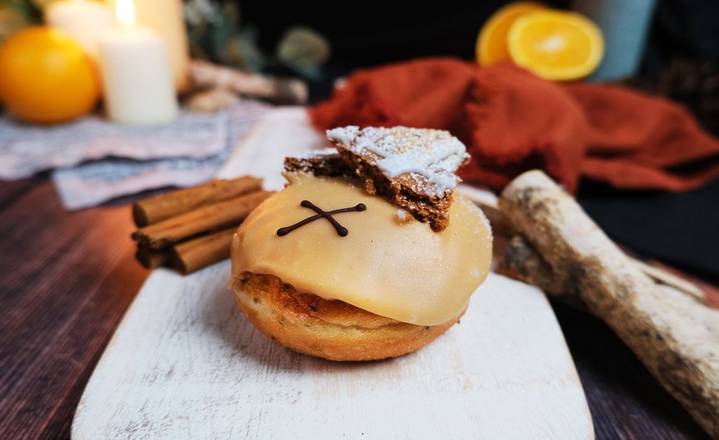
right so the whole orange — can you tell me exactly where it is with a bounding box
[0,26,100,124]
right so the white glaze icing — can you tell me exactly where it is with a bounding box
[326,126,469,196]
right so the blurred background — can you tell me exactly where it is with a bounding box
[239,0,719,107]
[0,0,717,282]
[4,0,719,101]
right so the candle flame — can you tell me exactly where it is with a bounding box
[115,0,136,26]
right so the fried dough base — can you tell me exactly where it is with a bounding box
[233,273,461,361]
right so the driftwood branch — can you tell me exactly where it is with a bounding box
[496,235,586,310]
[498,170,719,438]
[188,60,308,105]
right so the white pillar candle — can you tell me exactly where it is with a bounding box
[45,0,115,59]
[98,0,178,125]
[110,0,190,91]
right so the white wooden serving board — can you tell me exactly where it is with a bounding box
[72,108,593,440]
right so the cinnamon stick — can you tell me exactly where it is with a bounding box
[132,176,262,226]
[171,227,236,274]
[135,247,169,269]
[132,190,272,250]
[500,170,719,437]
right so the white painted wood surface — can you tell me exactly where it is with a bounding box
[72,108,594,440]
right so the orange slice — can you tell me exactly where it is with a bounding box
[476,2,546,66]
[507,10,604,81]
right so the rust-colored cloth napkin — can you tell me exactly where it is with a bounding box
[309,58,719,192]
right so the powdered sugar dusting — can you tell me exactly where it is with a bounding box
[326,126,359,146]
[326,126,469,196]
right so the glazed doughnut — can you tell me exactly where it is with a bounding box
[230,170,492,361]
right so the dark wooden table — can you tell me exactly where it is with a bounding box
[0,177,711,440]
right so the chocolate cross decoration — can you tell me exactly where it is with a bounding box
[277,200,367,237]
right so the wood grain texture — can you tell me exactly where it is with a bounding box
[0,179,147,440]
[554,302,711,440]
[72,267,593,440]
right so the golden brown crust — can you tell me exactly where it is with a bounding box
[232,273,461,361]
